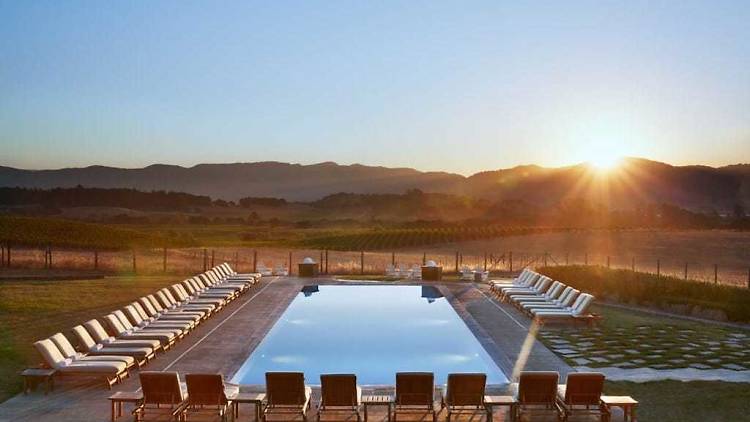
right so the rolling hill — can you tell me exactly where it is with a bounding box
[0,159,748,212]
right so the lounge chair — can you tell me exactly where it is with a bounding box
[71,325,154,366]
[557,372,609,422]
[111,309,185,339]
[441,373,487,422]
[157,288,216,314]
[175,373,239,422]
[33,338,127,388]
[521,288,579,316]
[217,263,261,282]
[533,294,596,324]
[257,263,274,277]
[512,371,560,421]
[123,304,194,333]
[102,314,177,349]
[504,277,555,301]
[272,265,289,276]
[318,374,362,422]
[170,284,226,309]
[490,269,537,294]
[264,372,312,422]
[83,319,162,351]
[410,265,422,280]
[393,372,436,422]
[495,272,543,296]
[473,266,489,282]
[135,299,202,325]
[133,371,187,422]
[142,294,207,321]
[513,282,565,307]
[459,266,474,281]
[48,332,136,369]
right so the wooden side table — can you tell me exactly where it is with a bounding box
[107,391,143,421]
[484,395,517,422]
[233,392,266,422]
[21,368,56,395]
[601,395,638,422]
[362,395,393,422]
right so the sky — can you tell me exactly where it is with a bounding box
[1,0,749,175]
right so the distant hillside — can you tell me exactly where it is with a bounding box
[0,159,748,212]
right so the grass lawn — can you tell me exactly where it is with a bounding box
[537,304,750,370]
[0,275,180,402]
[604,380,750,421]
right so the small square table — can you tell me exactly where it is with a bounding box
[601,395,638,422]
[484,395,517,422]
[21,368,56,395]
[233,392,267,422]
[362,395,393,422]
[107,391,143,421]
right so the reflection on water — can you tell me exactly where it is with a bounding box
[232,285,507,385]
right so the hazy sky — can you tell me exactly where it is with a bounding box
[2,1,749,175]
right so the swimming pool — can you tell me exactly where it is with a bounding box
[231,285,507,385]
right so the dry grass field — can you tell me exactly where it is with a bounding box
[415,229,750,286]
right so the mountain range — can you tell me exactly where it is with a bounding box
[1,158,748,212]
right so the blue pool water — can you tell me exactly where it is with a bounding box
[231,285,507,385]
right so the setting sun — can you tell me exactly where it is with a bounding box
[588,153,623,171]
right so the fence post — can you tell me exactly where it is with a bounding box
[606,256,610,269]
[422,253,426,266]
[747,267,750,289]
[584,253,588,266]
[234,251,239,271]
[455,251,459,274]
[325,250,329,274]
[132,250,137,273]
[0,244,4,267]
[210,250,215,268]
[632,257,635,272]
[94,250,99,270]
[253,250,257,273]
[391,252,395,267]
[714,264,718,284]
[656,259,660,276]
[509,251,513,272]
[484,252,488,272]
[288,252,292,275]
[565,252,569,265]
[684,262,688,280]
[163,247,167,272]
[203,249,208,272]
[48,245,52,269]
[360,251,364,275]
[44,246,48,269]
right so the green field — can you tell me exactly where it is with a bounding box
[0,275,180,402]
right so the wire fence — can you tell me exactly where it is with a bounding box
[1,244,749,288]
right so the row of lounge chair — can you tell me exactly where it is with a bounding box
[489,269,596,324]
[255,263,289,277]
[32,263,261,389]
[131,370,611,422]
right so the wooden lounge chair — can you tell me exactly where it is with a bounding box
[557,372,609,421]
[264,372,312,422]
[111,310,185,340]
[83,319,162,351]
[141,294,207,321]
[534,294,597,325]
[48,333,136,369]
[512,371,560,421]
[134,299,202,325]
[441,373,487,422]
[124,303,195,332]
[33,339,127,388]
[522,289,579,316]
[102,314,177,349]
[133,371,187,422]
[318,374,362,422]
[393,372,436,422]
[175,373,239,422]
[71,325,154,366]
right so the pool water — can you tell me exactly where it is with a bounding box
[231,285,507,385]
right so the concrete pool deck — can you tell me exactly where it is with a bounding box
[0,276,573,422]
